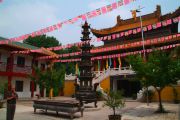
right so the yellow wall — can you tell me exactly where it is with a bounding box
[63,80,75,96]
[152,85,180,102]
[100,77,110,92]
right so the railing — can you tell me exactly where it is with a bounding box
[0,62,32,74]
[65,66,136,84]
[13,64,32,74]
[65,73,77,81]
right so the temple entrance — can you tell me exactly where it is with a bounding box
[117,79,141,97]
[111,75,141,98]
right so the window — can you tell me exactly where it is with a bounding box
[34,60,38,67]
[15,81,23,92]
[40,63,45,71]
[30,81,37,91]
[17,56,25,67]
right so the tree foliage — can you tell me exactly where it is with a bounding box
[127,49,180,112]
[25,35,80,96]
[23,35,60,48]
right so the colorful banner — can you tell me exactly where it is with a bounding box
[0,0,137,44]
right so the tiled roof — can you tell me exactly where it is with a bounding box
[0,36,39,50]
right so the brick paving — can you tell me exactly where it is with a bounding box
[0,97,179,120]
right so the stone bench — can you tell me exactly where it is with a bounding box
[33,100,84,119]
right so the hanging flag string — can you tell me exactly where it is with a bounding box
[11,16,180,54]
[34,33,179,60]
[54,43,180,63]
[0,0,137,44]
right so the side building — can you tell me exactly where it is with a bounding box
[0,37,57,99]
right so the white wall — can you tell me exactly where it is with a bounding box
[11,77,40,99]
[0,49,10,63]
[14,54,33,67]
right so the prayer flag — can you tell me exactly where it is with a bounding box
[96,8,102,16]
[101,6,107,14]
[156,22,162,28]
[112,2,117,9]
[124,0,130,5]
[117,0,123,7]
[166,19,172,25]
[106,4,113,12]
[79,14,87,21]
[147,25,152,30]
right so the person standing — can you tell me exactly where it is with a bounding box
[6,87,18,120]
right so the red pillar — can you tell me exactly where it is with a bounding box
[31,81,35,98]
[7,54,14,91]
[31,58,35,98]
[8,76,12,91]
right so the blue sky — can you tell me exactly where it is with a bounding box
[0,0,179,46]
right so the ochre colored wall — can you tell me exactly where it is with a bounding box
[63,80,75,97]
[100,77,110,92]
[152,85,180,102]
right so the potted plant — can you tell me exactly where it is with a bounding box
[104,90,125,120]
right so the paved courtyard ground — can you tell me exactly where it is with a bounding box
[0,97,179,120]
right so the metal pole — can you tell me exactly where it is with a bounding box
[138,6,149,106]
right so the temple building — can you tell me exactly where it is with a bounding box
[0,37,57,99]
[64,5,180,102]
[91,6,180,97]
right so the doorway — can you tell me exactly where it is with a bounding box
[117,79,141,97]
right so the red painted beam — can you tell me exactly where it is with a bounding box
[0,71,28,77]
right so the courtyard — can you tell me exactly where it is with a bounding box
[0,97,179,120]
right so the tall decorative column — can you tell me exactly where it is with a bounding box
[76,21,98,107]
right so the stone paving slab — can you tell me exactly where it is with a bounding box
[0,100,179,120]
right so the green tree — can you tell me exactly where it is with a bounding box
[23,35,60,48]
[24,35,80,96]
[30,67,65,97]
[128,50,180,113]
[44,68,65,96]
